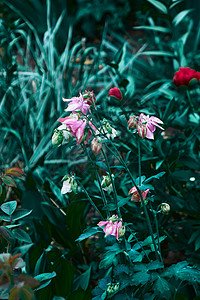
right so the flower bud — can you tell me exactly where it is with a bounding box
[128,115,138,129]
[101,174,114,194]
[83,90,96,105]
[137,123,147,139]
[61,175,77,194]
[91,137,102,155]
[160,203,170,213]
[118,225,125,240]
[108,87,123,101]
[52,129,64,146]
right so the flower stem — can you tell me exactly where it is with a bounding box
[101,148,121,218]
[76,178,104,220]
[108,141,160,261]
[138,138,141,186]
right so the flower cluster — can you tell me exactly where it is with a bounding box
[97,215,125,241]
[173,67,200,87]
[128,113,164,140]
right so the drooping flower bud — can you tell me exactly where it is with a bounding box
[61,175,77,194]
[137,123,147,139]
[101,174,114,193]
[108,87,123,101]
[91,137,102,155]
[52,129,64,146]
[83,90,96,106]
[118,225,125,240]
[160,203,170,213]
[128,115,138,129]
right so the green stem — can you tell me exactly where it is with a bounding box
[101,148,121,218]
[81,144,108,218]
[108,141,160,261]
[76,178,103,220]
[138,138,141,186]
[127,226,150,262]
[150,203,163,265]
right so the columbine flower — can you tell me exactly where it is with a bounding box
[97,215,123,240]
[91,137,102,156]
[101,174,114,194]
[63,93,90,115]
[129,186,149,203]
[173,67,200,87]
[58,113,96,145]
[108,87,123,101]
[61,175,77,194]
[137,113,164,140]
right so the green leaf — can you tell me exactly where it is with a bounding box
[1,201,17,216]
[131,270,150,286]
[75,227,100,242]
[141,51,174,57]
[12,228,32,243]
[11,209,32,221]
[153,276,170,297]
[73,266,92,291]
[102,203,117,211]
[5,167,24,177]
[0,226,15,243]
[95,161,108,170]
[35,271,56,282]
[146,0,168,14]
[172,9,193,26]
[1,175,16,187]
[133,26,170,33]
[145,172,165,183]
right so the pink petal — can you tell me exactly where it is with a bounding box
[146,128,154,140]
[98,221,108,227]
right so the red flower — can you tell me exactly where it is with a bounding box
[173,67,200,87]
[108,87,123,101]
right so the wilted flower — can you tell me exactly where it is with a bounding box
[173,67,200,87]
[101,174,114,194]
[61,175,78,194]
[108,87,123,101]
[129,186,149,203]
[97,215,123,240]
[160,203,170,213]
[138,113,164,140]
[58,113,96,145]
[91,137,102,155]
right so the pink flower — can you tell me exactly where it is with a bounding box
[58,113,96,145]
[97,215,123,240]
[63,93,90,115]
[128,186,149,202]
[91,137,102,155]
[108,87,123,101]
[138,113,164,140]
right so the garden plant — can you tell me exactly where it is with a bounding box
[0,0,200,299]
